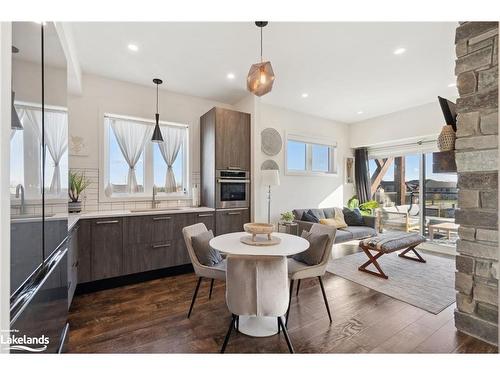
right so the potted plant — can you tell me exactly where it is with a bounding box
[68,171,91,213]
[347,195,380,216]
[280,211,295,223]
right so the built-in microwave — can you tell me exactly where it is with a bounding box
[216,170,250,209]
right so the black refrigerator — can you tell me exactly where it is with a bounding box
[9,22,69,354]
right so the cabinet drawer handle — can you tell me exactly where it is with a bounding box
[96,220,119,225]
[198,214,214,217]
[152,243,171,249]
[227,166,240,170]
[153,217,172,221]
[227,212,241,216]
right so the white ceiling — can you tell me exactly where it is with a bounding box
[69,22,458,123]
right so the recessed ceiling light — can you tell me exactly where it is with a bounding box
[127,44,139,52]
[393,47,406,55]
[301,93,309,98]
[448,82,457,87]
[227,73,235,80]
[357,111,364,115]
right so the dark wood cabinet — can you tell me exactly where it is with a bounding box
[200,107,251,209]
[91,218,123,280]
[124,214,174,244]
[77,220,92,283]
[75,210,215,284]
[67,225,78,307]
[215,108,251,171]
[215,208,250,235]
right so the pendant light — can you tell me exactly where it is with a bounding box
[151,78,164,143]
[247,21,275,97]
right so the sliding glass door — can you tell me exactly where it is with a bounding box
[368,148,458,249]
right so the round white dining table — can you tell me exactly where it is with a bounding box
[209,231,309,337]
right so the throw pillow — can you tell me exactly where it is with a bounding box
[343,207,364,226]
[293,230,330,266]
[301,209,320,223]
[323,207,335,219]
[319,208,348,229]
[191,230,223,266]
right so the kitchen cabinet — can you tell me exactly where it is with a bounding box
[77,220,92,283]
[91,218,123,280]
[214,108,251,171]
[67,225,78,307]
[200,107,251,209]
[74,211,215,285]
[215,208,250,236]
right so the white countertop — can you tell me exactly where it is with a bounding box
[68,206,215,231]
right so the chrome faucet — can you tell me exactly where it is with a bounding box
[152,185,159,209]
[15,184,26,215]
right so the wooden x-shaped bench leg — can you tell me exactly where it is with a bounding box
[358,245,388,279]
[398,246,426,263]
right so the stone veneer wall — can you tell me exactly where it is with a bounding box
[454,22,499,346]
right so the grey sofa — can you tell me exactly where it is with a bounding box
[292,207,377,244]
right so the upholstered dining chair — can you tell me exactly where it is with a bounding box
[182,223,226,318]
[286,223,337,326]
[220,255,294,353]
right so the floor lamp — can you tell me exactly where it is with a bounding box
[261,170,280,224]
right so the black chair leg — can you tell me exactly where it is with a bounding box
[235,315,239,331]
[296,279,301,296]
[318,276,332,323]
[187,277,202,318]
[277,317,280,333]
[209,279,215,300]
[220,314,237,353]
[285,279,294,327]
[278,316,295,353]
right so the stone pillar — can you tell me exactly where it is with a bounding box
[454,22,499,346]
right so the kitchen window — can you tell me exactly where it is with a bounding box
[285,135,337,175]
[103,114,189,199]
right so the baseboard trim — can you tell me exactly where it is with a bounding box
[75,264,194,295]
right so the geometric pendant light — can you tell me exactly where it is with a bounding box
[247,21,275,97]
[151,78,164,143]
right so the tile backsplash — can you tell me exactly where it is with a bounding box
[70,168,200,213]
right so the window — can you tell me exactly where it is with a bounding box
[103,115,189,199]
[10,103,68,200]
[286,135,337,175]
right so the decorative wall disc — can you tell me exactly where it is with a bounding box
[261,128,282,156]
[261,159,280,171]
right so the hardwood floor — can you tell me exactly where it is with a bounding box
[68,267,497,353]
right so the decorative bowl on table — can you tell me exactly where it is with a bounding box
[241,223,281,246]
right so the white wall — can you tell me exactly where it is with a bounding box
[68,73,234,174]
[349,102,445,148]
[249,99,354,223]
[0,21,11,353]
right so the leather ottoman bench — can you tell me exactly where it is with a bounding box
[358,233,426,279]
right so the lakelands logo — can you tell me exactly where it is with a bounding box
[0,330,49,352]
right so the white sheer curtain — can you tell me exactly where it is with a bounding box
[24,107,42,141]
[157,126,185,193]
[44,111,68,194]
[110,118,153,193]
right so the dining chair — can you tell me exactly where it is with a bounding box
[286,223,337,326]
[220,255,294,353]
[182,223,226,319]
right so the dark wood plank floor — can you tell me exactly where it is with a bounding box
[68,258,497,353]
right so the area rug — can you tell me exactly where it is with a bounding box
[326,251,455,314]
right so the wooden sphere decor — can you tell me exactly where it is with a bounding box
[437,125,456,151]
